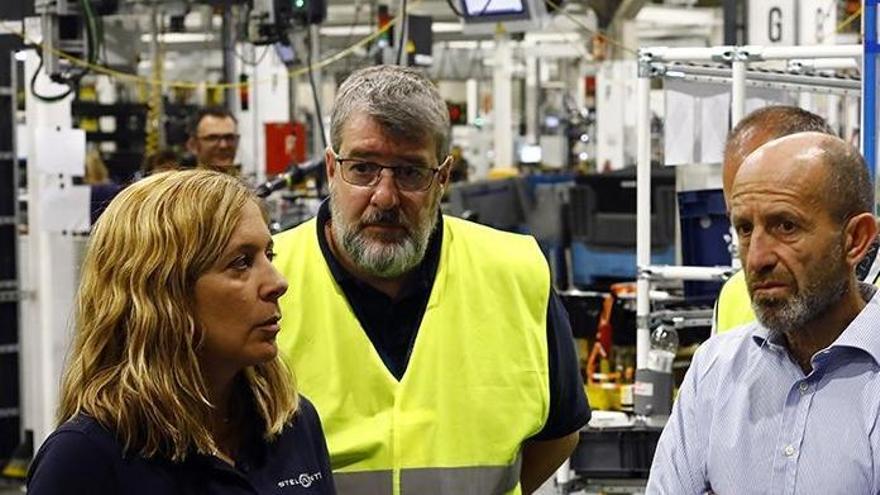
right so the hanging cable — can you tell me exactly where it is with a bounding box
[233,45,272,66]
[0,5,411,90]
[305,28,327,149]
[445,0,465,18]
[30,53,75,103]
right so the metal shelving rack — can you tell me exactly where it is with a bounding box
[634,43,864,370]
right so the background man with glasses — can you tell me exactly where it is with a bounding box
[273,65,590,495]
[186,106,240,174]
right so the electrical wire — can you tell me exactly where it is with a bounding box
[837,6,862,32]
[305,28,327,149]
[4,0,439,91]
[1,14,402,90]
[233,45,272,66]
[80,0,99,65]
[543,0,638,56]
[30,53,75,103]
[445,0,465,18]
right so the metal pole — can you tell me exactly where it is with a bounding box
[641,44,861,64]
[22,49,77,446]
[221,6,236,109]
[492,31,513,168]
[309,24,324,157]
[636,54,652,370]
[788,58,860,72]
[756,44,862,60]
[731,49,747,126]
[722,0,738,45]
[642,265,733,281]
[641,46,734,63]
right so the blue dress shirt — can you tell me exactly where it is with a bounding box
[648,284,880,494]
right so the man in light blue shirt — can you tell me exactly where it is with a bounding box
[647,132,880,494]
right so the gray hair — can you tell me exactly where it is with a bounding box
[819,135,874,222]
[330,65,451,163]
[724,105,834,165]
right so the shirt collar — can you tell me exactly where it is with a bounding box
[828,283,880,364]
[750,282,880,365]
[315,200,444,296]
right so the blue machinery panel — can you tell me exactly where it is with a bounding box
[864,0,878,184]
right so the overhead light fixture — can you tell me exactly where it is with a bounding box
[318,25,372,36]
[320,21,462,37]
[445,40,492,49]
[432,22,462,33]
[139,32,216,43]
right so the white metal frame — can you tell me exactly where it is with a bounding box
[634,44,862,369]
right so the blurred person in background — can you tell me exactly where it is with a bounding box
[84,147,122,225]
[187,106,241,175]
[141,149,181,176]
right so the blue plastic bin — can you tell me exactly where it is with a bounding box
[571,242,676,286]
[678,189,732,302]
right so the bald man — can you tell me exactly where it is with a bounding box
[714,106,880,333]
[647,133,880,494]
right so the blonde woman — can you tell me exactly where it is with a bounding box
[27,170,336,494]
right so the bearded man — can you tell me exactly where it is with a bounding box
[647,132,880,494]
[272,65,590,495]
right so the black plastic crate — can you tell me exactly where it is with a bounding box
[569,167,676,249]
[569,428,661,478]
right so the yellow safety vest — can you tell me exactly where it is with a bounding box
[273,216,551,495]
[714,271,754,334]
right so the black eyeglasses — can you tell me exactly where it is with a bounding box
[198,133,240,145]
[333,152,449,192]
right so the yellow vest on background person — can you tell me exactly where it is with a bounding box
[714,271,754,334]
[273,216,551,495]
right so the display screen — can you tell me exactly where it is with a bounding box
[462,0,525,17]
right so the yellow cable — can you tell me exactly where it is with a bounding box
[0,13,402,90]
[836,6,862,33]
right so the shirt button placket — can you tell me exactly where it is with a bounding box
[798,381,810,395]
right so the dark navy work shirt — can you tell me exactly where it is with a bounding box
[27,396,335,495]
[317,201,590,440]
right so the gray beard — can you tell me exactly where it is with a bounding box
[752,276,848,335]
[329,190,439,279]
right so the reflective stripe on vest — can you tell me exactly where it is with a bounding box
[400,454,522,495]
[274,215,550,495]
[334,471,394,494]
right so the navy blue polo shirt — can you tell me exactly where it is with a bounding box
[27,396,335,495]
[317,201,590,440]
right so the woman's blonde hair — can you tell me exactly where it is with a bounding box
[58,169,297,461]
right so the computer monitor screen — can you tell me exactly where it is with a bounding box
[519,144,542,164]
[459,0,544,33]
[462,0,526,17]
